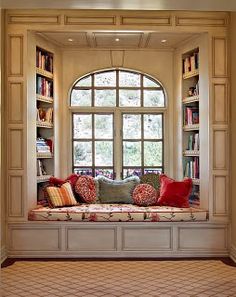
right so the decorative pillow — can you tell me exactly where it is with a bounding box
[74,175,98,203]
[157,174,192,208]
[97,176,140,204]
[132,184,158,206]
[46,182,78,208]
[140,173,160,190]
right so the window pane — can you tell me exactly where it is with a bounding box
[73,114,92,139]
[74,141,92,166]
[123,114,141,139]
[144,168,162,174]
[123,168,142,178]
[95,89,116,106]
[144,142,162,166]
[74,168,93,176]
[95,169,113,179]
[144,114,162,139]
[95,141,113,166]
[119,72,140,87]
[95,114,113,139]
[75,76,92,87]
[143,76,160,87]
[95,71,116,87]
[144,90,165,107]
[71,89,91,106]
[119,90,140,107]
[123,141,141,166]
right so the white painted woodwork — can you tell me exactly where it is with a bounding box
[8,82,23,124]
[213,129,227,170]
[213,175,228,216]
[213,83,228,124]
[9,227,61,251]
[122,227,172,251]
[66,227,117,251]
[8,34,23,76]
[212,37,228,77]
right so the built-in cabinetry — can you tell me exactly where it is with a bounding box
[182,48,200,208]
[36,47,54,202]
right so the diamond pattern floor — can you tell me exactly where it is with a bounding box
[1,260,236,297]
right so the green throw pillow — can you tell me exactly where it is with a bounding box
[97,176,140,204]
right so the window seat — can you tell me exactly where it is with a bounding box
[28,204,208,222]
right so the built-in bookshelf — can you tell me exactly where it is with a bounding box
[182,48,200,208]
[36,46,54,202]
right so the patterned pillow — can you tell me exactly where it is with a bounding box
[140,173,160,190]
[74,175,98,203]
[132,184,158,206]
[46,182,78,208]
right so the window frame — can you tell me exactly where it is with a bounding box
[70,68,167,179]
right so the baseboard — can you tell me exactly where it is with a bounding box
[230,244,236,263]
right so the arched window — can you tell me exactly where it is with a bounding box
[70,69,166,179]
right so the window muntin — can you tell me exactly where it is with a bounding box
[71,70,165,178]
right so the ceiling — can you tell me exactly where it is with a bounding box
[1,0,236,10]
[38,31,197,49]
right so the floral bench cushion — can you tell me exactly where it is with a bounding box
[28,204,208,222]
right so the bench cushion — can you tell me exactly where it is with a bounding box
[28,204,208,222]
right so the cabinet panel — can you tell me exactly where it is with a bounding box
[213,129,227,170]
[122,227,172,251]
[8,175,24,217]
[66,227,117,251]
[213,175,228,216]
[213,83,228,124]
[8,82,23,124]
[8,129,23,170]
[8,35,23,77]
[213,37,227,77]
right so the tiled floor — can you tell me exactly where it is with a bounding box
[1,259,236,297]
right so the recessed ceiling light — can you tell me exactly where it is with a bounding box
[115,38,120,42]
[68,38,73,42]
[161,39,167,43]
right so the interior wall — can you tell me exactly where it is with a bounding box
[61,49,174,178]
[230,12,236,257]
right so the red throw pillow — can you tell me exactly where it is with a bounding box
[74,175,97,203]
[158,174,192,208]
[132,184,158,206]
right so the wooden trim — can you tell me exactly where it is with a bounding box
[212,37,228,78]
[8,82,23,124]
[121,16,171,26]
[8,174,24,217]
[213,175,228,216]
[8,128,24,170]
[64,15,116,25]
[8,34,23,77]
[8,14,61,25]
[176,16,228,27]
[212,83,228,125]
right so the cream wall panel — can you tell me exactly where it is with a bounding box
[178,227,227,250]
[8,82,23,124]
[213,175,228,216]
[9,227,60,251]
[8,129,23,170]
[110,50,124,67]
[66,227,116,251]
[8,175,24,217]
[122,227,172,251]
[8,35,23,77]
[212,37,227,77]
[8,14,61,24]
[213,129,227,170]
[213,83,228,124]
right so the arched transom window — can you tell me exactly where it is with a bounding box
[70,69,166,179]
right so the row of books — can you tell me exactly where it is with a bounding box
[188,81,199,97]
[36,137,53,153]
[36,107,53,124]
[187,133,199,151]
[184,106,199,125]
[36,76,53,98]
[183,52,199,74]
[184,157,199,179]
[37,159,47,176]
[36,49,53,73]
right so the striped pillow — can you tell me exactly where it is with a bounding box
[46,182,78,207]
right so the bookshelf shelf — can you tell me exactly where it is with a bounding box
[37,175,51,183]
[36,94,53,104]
[36,46,54,202]
[183,70,199,80]
[183,150,200,157]
[36,67,53,79]
[182,95,199,104]
[183,124,199,131]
